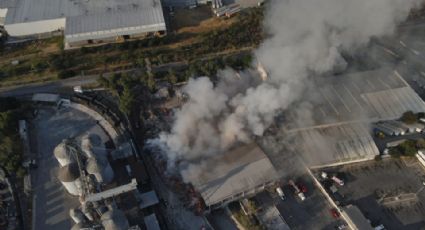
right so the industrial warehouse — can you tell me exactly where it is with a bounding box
[0,0,166,48]
[276,68,425,168]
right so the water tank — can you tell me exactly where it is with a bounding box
[69,208,85,224]
[54,141,75,166]
[101,208,129,230]
[86,157,114,184]
[81,135,95,158]
[58,163,82,196]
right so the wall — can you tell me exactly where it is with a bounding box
[5,18,65,36]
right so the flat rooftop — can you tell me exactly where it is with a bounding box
[186,142,279,207]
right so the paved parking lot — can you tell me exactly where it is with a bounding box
[318,159,425,230]
[256,175,344,230]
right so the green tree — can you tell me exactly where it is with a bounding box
[119,86,135,115]
[167,70,178,84]
[146,73,156,91]
[401,111,417,124]
[398,140,417,156]
[97,74,110,88]
[416,139,425,149]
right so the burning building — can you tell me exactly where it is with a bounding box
[185,142,279,210]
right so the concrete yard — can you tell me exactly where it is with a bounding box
[319,159,425,230]
[31,106,111,230]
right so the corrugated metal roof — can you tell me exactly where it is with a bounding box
[65,6,165,35]
[286,68,425,130]
[297,123,379,167]
[2,0,165,37]
[187,142,279,206]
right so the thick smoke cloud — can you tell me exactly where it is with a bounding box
[151,0,421,178]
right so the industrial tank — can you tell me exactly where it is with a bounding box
[101,208,129,230]
[54,141,75,166]
[86,157,114,184]
[81,133,102,159]
[58,163,82,196]
[81,202,95,221]
[81,134,95,158]
[69,208,85,224]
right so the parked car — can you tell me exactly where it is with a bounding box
[330,208,340,219]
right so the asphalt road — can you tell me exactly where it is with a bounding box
[0,74,98,97]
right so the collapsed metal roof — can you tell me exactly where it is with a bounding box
[186,142,279,207]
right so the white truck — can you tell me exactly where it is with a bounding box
[331,176,344,186]
[276,187,286,200]
[289,180,305,201]
[322,172,344,186]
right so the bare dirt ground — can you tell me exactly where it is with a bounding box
[169,5,236,34]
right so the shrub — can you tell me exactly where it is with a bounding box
[401,111,417,124]
[57,69,76,79]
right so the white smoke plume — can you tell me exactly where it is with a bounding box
[151,0,421,179]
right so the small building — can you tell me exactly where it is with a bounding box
[341,205,373,230]
[138,190,159,209]
[385,139,407,148]
[31,93,60,105]
[375,122,405,136]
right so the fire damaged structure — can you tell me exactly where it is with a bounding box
[185,142,279,210]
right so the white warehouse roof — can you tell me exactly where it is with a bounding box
[0,0,165,40]
[286,68,425,130]
[295,123,379,168]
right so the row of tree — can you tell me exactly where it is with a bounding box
[0,97,25,177]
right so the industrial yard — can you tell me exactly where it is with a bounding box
[31,106,110,229]
[316,159,425,230]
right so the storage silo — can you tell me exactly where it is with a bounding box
[86,157,114,184]
[81,134,95,159]
[101,208,129,230]
[54,141,75,166]
[58,163,82,196]
[69,208,85,224]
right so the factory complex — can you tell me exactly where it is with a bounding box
[2,1,425,229]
